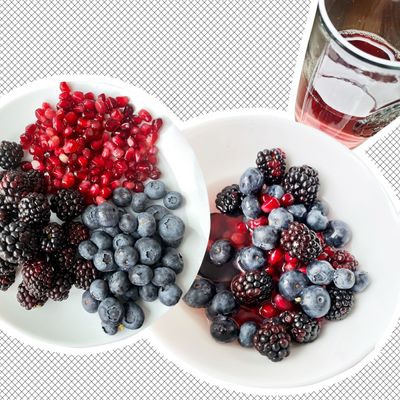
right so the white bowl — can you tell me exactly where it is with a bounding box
[148,109,400,394]
[0,75,210,353]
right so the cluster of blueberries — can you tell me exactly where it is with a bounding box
[79,180,185,335]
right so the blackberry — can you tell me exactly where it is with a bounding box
[74,258,99,289]
[283,165,319,207]
[0,170,30,198]
[50,246,77,274]
[256,148,286,184]
[22,258,55,298]
[0,194,19,220]
[280,311,321,343]
[41,222,66,253]
[253,320,291,362]
[64,221,89,247]
[325,286,354,321]
[47,272,73,301]
[18,193,51,226]
[0,221,39,264]
[0,141,23,170]
[17,282,47,310]
[215,184,244,216]
[50,189,86,221]
[329,249,359,271]
[0,259,16,291]
[26,170,46,193]
[280,222,322,263]
[231,270,273,305]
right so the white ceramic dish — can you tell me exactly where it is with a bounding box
[0,75,210,353]
[148,109,400,394]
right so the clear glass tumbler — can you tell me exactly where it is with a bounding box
[295,0,400,148]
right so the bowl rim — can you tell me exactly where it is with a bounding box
[148,107,400,395]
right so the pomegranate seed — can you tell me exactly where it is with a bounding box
[63,139,79,154]
[53,167,65,179]
[152,118,163,132]
[125,148,136,161]
[259,303,279,319]
[77,118,90,129]
[111,135,126,148]
[140,123,152,135]
[44,108,56,119]
[149,168,161,180]
[95,196,107,205]
[21,161,32,171]
[298,266,307,274]
[133,181,144,192]
[111,180,121,190]
[53,117,64,133]
[58,99,72,109]
[265,266,277,276]
[72,91,85,102]
[75,169,89,180]
[261,193,272,203]
[122,181,135,190]
[283,262,297,272]
[236,222,247,233]
[247,216,268,230]
[285,253,298,265]
[100,172,112,187]
[261,197,280,213]
[111,109,123,121]
[91,139,103,151]
[89,184,101,197]
[116,96,129,107]
[114,160,128,174]
[59,154,69,164]
[100,186,112,198]
[112,147,125,159]
[64,126,73,137]
[138,109,152,122]
[79,180,91,194]
[147,155,157,165]
[65,111,78,125]
[281,193,295,206]
[273,294,294,311]
[85,92,95,100]
[231,233,247,247]
[268,248,285,266]
[60,82,71,92]
[31,160,45,171]
[48,136,60,150]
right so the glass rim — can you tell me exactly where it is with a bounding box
[318,0,400,71]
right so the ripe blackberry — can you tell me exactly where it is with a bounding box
[17,282,47,310]
[215,184,244,216]
[50,189,86,221]
[0,221,39,264]
[280,222,322,263]
[0,259,16,291]
[325,286,354,321]
[22,258,55,298]
[283,165,319,207]
[231,270,273,305]
[253,320,291,362]
[0,141,23,170]
[0,170,30,198]
[41,222,66,253]
[0,194,19,220]
[329,249,359,271]
[18,193,51,226]
[280,311,321,343]
[26,170,46,193]
[50,246,77,274]
[47,272,73,301]
[64,221,89,247]
[256,148,286,184]
[74,258,99,289]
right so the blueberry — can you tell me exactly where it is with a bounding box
[252,226,279,251]
[97,226,121,237]
[279,271,309,300]
[122,302,145,330]
[114,246,139,270]
[311,200,329,216]
[78,240,98,260]
[137,212,157,237]
[267,185,284,199]
[158,214,185,242]
[239,246,266,271]
[152,267,176,287]
[144,180,167,200]
[139,283,158,302]
[117,285,140,303]
[352,271,370,293]
[135,237,162,265]
[97,202,120,227]
[307,260,334,285]
[142,210,166,227]
[161,248,184,273]
[82,290,99,313]
[241,195,261,219]
[163,191,183,210]
[238,321,258,348]
[93,250,118,272]
[183,278,216,308]
[158,283,182,306]
[101,322,119,335]
[119,214,138,234]
[209,240,233,266]
[128,264,153,286]
[210,316,239,343]
[163,237,183,248]
[91,231,113,250]
[306,209,329,231]
[239,168,264,195]
[324,220,352,248]
[112,187,132,207]
[90,279,109,301]
[268,207,294,230]
[113,233,134,250]
[300,285,331,318]
[131,193,149,213]
[207,290,238,317]
[287,204,307,221]
[98,297,124,324]
[82,205,100,229]
[333,268,355,289]
[108,271,131,296]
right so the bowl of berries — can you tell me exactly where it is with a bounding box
[148,109,400,392]
[0,75,209,352]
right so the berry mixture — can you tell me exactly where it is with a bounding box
[20,82,162,204]
[184,147,370,362]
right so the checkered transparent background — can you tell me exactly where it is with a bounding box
[0,0,399,398]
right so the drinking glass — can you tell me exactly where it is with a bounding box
[295,0,400,148]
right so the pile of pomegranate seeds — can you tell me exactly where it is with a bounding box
[20,82,162,204]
